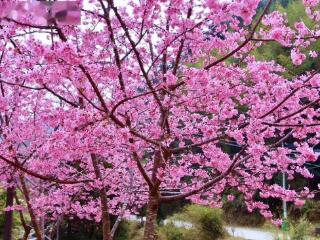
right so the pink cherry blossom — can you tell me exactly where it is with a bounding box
[227,194,235,201]
[303,0,320,7]
[294,199,306,207]
[271,218,283,227]
[309,50,318,58]
[0,1,319,239]
[291,48,307,65]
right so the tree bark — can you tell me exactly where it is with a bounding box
[143,195,160,240]
[20,175,43,240]
[110,215,122,239]
[143,149,163,240]
[3,186,15,240]
[15,193,32,240]
[91,154,111,240]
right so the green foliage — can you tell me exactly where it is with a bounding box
[60,219,103,240]
[253,0,320,79]
[114,220,143,240]
[0,189,6,236]
[187,58,204,69]
[302,200,320,222]
[279,0,293,8]
[59,217,143,240]
[223,192,265,227]
[182,205,224,239]
[0,189,24,239]
[158,222,190,240]
[158,200,188,223]
[161,204,225,240]
[289,200,320,223]
[277,1,313,28]
[289,218,312,240]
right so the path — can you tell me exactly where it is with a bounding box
[225,226,275,240]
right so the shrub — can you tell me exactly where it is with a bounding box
[158,222,191,240]
[223,194,265,227]
[289,200,320,222]
[289,218,312,240]
[113,204,224,240]
[114,220,143,240]
[170,204,225,240]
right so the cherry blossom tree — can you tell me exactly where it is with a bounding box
[0,0,320,240]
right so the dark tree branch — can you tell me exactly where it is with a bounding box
[263,122,320,128]
[43,84,79,107]
[204,0,273,70]
[99,0,126,93]
[275,97,320,122]
[0,155,90,184]
[259,70,320,119]
[161,148,249,203]
[172,5,193,75]
[133,152,154,189]
[79,64,110,113]
[170,135,223,154]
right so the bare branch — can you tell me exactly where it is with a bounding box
[259,70,320,119]
[133,152,154,189]
[275,97,320,122]
[161,148,249,203]
[204,0,273,70]
[0,155,90,184]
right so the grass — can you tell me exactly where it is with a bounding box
[261,220,320,240]
[224,237,245,240]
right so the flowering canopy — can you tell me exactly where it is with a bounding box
[0,0,320,239]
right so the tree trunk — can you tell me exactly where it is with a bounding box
[20,175,43,240]
[91,154,111,240]
[143,149,163,240]
[143,195,160,240]
[110,202,127,239]
[99,187,111,240]
[3,186,15,240]
[15,193,32,240]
